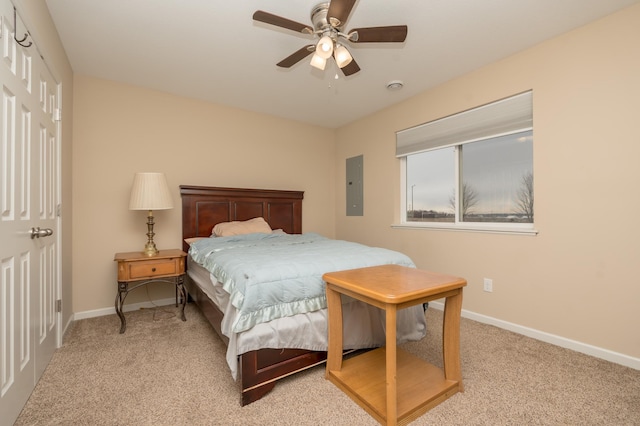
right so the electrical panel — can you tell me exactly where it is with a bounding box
[346,155,363,216]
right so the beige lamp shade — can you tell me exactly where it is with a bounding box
[129,172,174,210]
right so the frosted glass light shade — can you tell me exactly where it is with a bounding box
[129,172,174,210]
[316,35,333,59]
[310,53,327,70]
[334,44,352,68]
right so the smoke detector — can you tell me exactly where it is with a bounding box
[386,80,404,90]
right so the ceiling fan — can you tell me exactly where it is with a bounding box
[252,0,408,76]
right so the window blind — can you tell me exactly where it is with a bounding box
[396,91,532,157]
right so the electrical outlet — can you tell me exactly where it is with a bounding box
[483,278,493,292]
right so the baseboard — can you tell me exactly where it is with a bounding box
[73,298,176,321]
[72,298,639,370]
[62,314,73,336]
[429,301,640,371]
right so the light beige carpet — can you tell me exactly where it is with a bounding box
[15,304,640,425]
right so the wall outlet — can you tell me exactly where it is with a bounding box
[483,278,493,292]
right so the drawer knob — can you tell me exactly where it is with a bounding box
[152,267,156,272]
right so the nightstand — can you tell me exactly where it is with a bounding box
[114,249,187,333]
[323,265,466,425]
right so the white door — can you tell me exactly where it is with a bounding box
[0,2,60,424]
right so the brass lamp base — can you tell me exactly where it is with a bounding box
[143,241,159,257]
[142,210,159,257]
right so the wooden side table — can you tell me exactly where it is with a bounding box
[323,264,466,426]
[114,249,187,333]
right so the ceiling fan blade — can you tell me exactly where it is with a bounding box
[327,0,357,27]
[253,10,313,34]
[276,45,315,68]
[340,58,361,76]
[349,25,408,43]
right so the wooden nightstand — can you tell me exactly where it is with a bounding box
[323,265,466,426]
[114,249,187,333]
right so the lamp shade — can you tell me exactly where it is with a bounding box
[310,53,327,70]
[316,35,333,59]
[129,172,174,210]
[334,44,353,68]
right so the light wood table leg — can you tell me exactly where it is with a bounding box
[325,285,344,374]
[442,289,464,390]
[385,303,398,426]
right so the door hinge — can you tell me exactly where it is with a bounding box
[56,299,62,313]
[54,108,62,122]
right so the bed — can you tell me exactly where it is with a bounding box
[180,185,427,405]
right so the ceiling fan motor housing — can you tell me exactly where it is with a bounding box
[311,3,336,32]
[311,3,351,47]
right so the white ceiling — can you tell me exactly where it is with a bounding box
[45,0,639,128]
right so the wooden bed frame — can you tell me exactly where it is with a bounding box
[180,185,329,406]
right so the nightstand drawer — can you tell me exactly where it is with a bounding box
[128,259,177,279]
[114,250,186,282]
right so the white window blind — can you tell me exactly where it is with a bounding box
[396,91,532,157]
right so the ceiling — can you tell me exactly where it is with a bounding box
[44,0,639,128]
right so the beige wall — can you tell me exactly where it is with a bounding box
[22,0,638,362]
[71,76,336,312]
[335,5,640,359]
[17,0,74,327]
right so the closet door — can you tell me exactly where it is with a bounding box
[0,2,60,424]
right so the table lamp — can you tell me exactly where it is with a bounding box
[129,172,174,256]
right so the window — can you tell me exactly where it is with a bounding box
[396,92,535,233]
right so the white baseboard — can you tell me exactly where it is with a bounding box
[73,298,176,321]
[429,301,640,371]
[62,314,73,336]
[72,298,639,371]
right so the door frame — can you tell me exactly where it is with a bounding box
[54,79,62,348]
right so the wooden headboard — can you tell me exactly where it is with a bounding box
[179,186,304,253]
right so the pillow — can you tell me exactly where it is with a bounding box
[184,237,207,246]
[212,217,273,237]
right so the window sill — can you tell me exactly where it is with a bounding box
[391,222,538,236]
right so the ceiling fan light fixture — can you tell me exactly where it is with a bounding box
[253,2,409,77]
[334,44,353,68]
[310,53,327,70]
[316,35,334,59]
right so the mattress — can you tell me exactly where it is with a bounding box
[187,257,427,380]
